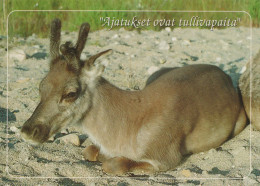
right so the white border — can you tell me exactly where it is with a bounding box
[5,9,252,181]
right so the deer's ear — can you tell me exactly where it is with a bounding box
[80,49,112,86]
[87,49,113,66]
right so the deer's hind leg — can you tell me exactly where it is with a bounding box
[102,157,155,175]
[231,107,247,137]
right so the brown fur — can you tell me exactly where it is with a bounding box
[239,51,260,130]
[21,19,247,174]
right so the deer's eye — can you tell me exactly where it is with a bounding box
[64,92,77,99]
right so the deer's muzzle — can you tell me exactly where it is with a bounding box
[21,121,51,144]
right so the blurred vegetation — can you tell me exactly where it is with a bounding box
[0,0,259,37]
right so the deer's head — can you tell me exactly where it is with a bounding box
[20,19,111,144]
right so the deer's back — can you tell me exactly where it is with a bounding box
[137,64,242,156]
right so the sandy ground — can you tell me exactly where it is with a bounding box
[0,27,260,185]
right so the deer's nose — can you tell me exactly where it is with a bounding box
[21,122,50,143]
[20,123,32,136]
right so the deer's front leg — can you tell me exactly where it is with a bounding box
[83,145,100,162]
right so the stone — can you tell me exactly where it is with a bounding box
[240,65,246,74]
[27,33,37,41]
[47,136,55,142]
[181,169,191,177]
[159,41,170,50]
[7,48,26,65]
[60,129,69,134]
[112,34,119,39]
[182,40,191,46]
[147,66,159,75]
[16,77,30,83]
[216,57,221,62]
[171,37,177,42]
[165,27,171,32]
[159,58,167,64]
[10,126,19,133]
[239,50,260,130]
[60,134,80,146]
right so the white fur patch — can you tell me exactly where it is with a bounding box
[81,65,104,90]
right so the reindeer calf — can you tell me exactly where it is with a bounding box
[21,19,247,174]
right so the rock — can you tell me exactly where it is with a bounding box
[16,77,30,83]
[130,54,136,58]
[32,45,40,49]
[47,136,55,142]
[203,156,209,160]
[165,27,171,32]
[216,57,221,62]
[182,40,191,46]
[181,169,191,177]
[147,66,159,75]
[8,48,26,64]
[159,58,167,64]
[26,34,37,42]
[133,85,139,90]
[60,129,69,134]
[239,50,260,130]
[171,37,177,42]
[112,34,119,39]
[80,53,88,60]
[239,65,246,74]
[60,134,80,146]
[10,126,19,133]
[158,41,170,50]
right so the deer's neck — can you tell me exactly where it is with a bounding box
[81,78,145,156]
[93,78,144,125]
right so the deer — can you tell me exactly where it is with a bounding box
[21,18,247,175]
[239,50,260,131]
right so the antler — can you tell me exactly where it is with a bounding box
[60,41,79,71]
[50,18,61,60]
[50,20,92,71]
[75,23,90,59]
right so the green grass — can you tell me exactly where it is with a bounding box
[1,0,259,38]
